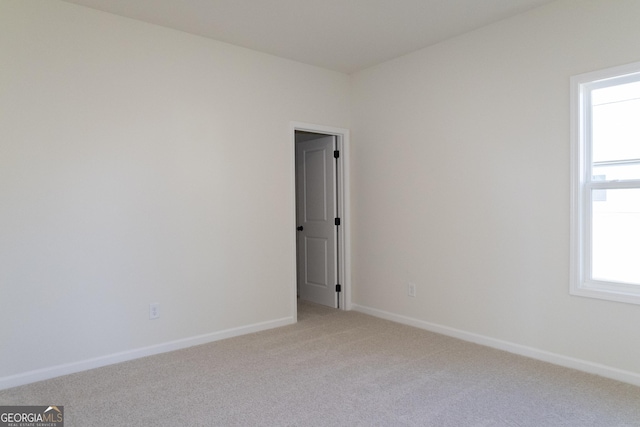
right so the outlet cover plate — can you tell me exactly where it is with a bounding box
[408,282,416,298]
[149,303,160,319]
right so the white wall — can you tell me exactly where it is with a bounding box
[351,0,640,379]
[0,0,349,384]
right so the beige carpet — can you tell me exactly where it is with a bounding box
[1,301,639,426]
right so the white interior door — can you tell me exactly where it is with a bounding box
[296,134,337,308]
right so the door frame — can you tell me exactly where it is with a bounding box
[290,122,351,319]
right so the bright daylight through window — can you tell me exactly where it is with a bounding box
[571,62,640,304]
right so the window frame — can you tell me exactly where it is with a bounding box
[570,61,640,305]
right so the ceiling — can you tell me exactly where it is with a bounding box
[61,0,556,74]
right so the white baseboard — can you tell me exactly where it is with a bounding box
[351,304,640,388]
[0,316,294,391]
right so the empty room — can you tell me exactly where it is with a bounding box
[1,0,640,425]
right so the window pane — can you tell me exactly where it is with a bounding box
[592,162,640,181]
[591,81,640,173]
[591,188,640,285]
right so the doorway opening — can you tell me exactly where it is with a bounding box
[291,122,350,316]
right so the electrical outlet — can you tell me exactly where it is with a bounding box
[408,282,416,298]
[149,303,160,320]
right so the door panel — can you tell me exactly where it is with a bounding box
[302,149,328,222]
[296,135,336,308]
[304,236,328,286]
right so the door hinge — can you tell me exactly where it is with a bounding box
[335,284,341,293]
[335,217,341,226]
[334,150,340,159]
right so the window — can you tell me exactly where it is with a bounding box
[571,62,640,304]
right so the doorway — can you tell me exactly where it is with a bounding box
[291,122,350,313]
